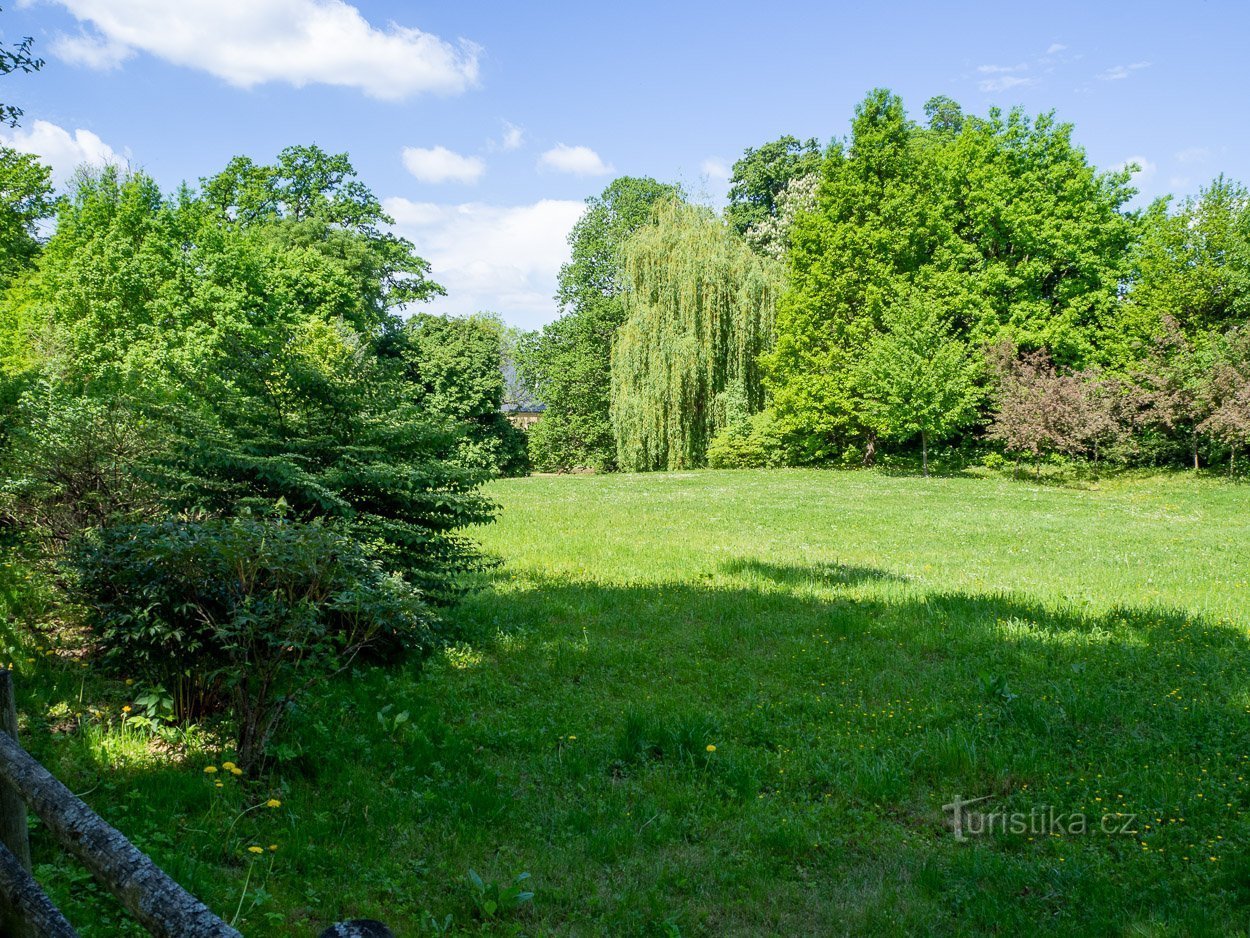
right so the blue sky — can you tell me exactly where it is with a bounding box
[2,0,1247,328]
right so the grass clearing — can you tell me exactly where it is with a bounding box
[13,469,1250,934]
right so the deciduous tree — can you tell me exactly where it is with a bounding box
[855,297,981,475]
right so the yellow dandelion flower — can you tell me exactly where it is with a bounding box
[122,705,132,713]
[247,846,263,855]
[268,844,278,852]
[214,782,223,788]
[266,799,281,809]
[221,762,236,771]
[203,766,218,774]
[230,767,243,776]
[706,744,717,752]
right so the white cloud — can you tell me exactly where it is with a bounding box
[500,121,524,151]
[1113,155,1157,180]
[977,63,1027,74]
[46,0,480,99]
[1097,61,1151,81]
[538,143,613,177]
[700,158,731,181]
[51,30,132,69]
[401,146,485,184]
[978,75,1036,93]
[1046,43,1067,54]
[0,119,123,187]
[384,197,586,328]
[1175,147,1210,164]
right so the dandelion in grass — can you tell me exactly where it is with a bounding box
[222,761,236,771]
[268,844,278,852]
[706,744,717,752]
[247,846,264,855]
[204,766,218,774]
[266,799,281,809]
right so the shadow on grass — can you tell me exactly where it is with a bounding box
[435,564,1250,934]
[16,557,1250,936]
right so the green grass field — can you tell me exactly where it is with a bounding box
[17,470,1250,935]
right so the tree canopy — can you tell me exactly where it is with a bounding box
[520,175,679,471]
[611,199,782,471]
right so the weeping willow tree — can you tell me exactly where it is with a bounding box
[611,200,783,471]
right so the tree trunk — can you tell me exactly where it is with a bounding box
[921,432,929,477]
[1193,432,1200,471]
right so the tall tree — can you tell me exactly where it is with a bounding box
[1128,176,1250,342]
[765,89,935,463]
[610,200,781,471]
[521,176,679,471]
[766,89,1138,464]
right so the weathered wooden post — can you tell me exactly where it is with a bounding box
[0,669,37,938]
[0,729,242,937]
[0,842,76,937]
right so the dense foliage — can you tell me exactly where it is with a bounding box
[611,200,781,470]
[599,90,1250,474]
[724,135,821,238]
[70,514,432,769]
[519,176,679,471]
[765,89,1139,464]
[400,312,529,477]
[0,146,496,761]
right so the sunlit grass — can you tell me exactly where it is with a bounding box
[15,469,1250,935]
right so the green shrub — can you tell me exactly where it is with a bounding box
[707,410,789,469]
[68,514,434,769]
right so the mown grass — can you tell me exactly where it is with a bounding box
[9,469,1250,935]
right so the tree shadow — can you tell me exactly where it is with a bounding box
[17,561,1250,936]
[434,568,1250,935]
[720,557,907,588]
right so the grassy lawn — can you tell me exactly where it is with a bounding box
[15,469,1250,935]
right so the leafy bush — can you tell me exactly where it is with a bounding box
[69,514,434,769]
[707,410,789,469]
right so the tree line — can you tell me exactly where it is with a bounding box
[519,90,1250,476]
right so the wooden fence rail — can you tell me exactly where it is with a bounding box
[0,669,392,937]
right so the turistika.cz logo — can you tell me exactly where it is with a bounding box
[942,794,1138,842]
